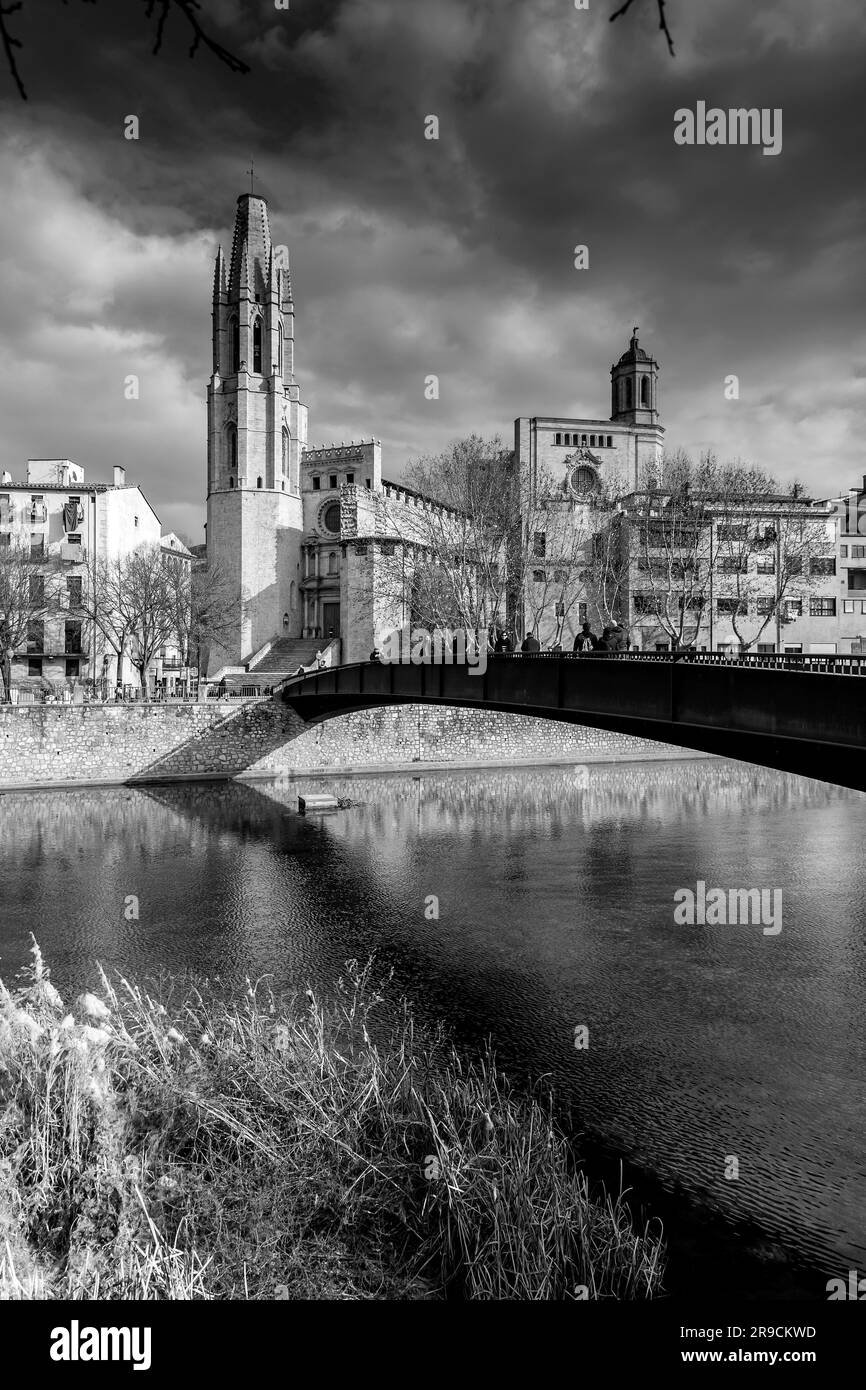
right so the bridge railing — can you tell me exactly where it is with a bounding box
[496,650,866,675]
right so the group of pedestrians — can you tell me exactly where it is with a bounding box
[572,622,626,654]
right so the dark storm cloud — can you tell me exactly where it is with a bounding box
[0,0,863,539]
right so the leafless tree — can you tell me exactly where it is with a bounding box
[166,551,241,692]
[0,537,59,699]
[1,0,249,101]
[609,0,676,57]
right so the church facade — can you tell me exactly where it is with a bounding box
[513,328,664,505]
[206,193,409,674]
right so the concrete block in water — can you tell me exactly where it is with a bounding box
[298,793,340,813]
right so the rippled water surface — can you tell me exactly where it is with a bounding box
[2,758,865,1297]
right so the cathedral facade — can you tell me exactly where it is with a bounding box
[513,328,665,505]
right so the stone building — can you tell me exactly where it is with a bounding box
[206,192,460,676]
[514,327,665,505]
[0,458,162,691]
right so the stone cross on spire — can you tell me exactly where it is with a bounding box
[247,159,256,196]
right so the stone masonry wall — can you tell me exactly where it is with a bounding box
[0,699,699,790]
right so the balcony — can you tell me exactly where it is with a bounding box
[28,505,48,524]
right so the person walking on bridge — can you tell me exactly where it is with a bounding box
[573,622,597,654]
[520,633,540,653]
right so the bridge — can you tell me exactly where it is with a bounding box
[280,651,866,793]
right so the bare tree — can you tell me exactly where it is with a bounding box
[516,457,595,647]
[609,0,676,56]
[166,552,241,693]
[710,470,834,651]
[1,0,249,101]
[370,435,516,638]
[0,537,59,700]
[81,554,134,694]
[123,544,177,697]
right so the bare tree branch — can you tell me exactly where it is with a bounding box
[610,0,675,57]
[143,0,249,75]
[2,0,249,101]
[0,1,26,100]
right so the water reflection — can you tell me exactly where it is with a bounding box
[1,758,864,1297]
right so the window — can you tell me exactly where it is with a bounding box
[844,600,856,613]
[227,425,237,471]
[65,620,82,654]
[850,545,866,559]
[718,598,747,616]
[810,597,836,617]
[30,532,44,559]
[346,473,354,485]
[30,576,44,605]
[329,474,338,490]
[229,476,235,488]
[365,479,372,489]
[354,542,368,556]
[312,476,321,491]
[756,556,775,574]
[756,643,775,654]
[28,658,42,677]
[66,534,81,546]
[532,569,545,583]
[277,321,283,376]
[607,436,613,448]
[553,568,568,583]
[849,571,866,592]
[810,557,836,576]
[252,318,263,373]
[66,658,80,679]
[27,619,44,651]
[554,433,562,446]
[282,428,290,475]
[229,317,239,374]
[784,599,802,619]
[581,434,587,446]
[786,555,803,576]
[641,375,649,407]
[717,525,747,541]
[0,535,9,549]
[533,532,546,558]
[328,551,338,575]
[571,465,599,495]
[381,541,395,557]
[625,378,633,409]
[755,596,775,616]
[632,593,655,615]
[67,577,82,607]
[134,516,139,528]
[323,502,342,534]
[590,435,596,447]
[841,545,848,558]
[718,556,747,573]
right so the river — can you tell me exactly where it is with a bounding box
[2,757,865,1299]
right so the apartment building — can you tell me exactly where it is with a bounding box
[0,458,161,691]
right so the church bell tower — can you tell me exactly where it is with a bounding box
[206,192,308,670]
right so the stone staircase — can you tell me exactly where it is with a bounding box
[248,639,325,675]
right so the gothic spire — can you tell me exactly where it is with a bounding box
[228,193,272,300]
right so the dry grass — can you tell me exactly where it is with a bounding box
[0,940,665,1300]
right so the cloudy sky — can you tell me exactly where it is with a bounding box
[0,0,864,540]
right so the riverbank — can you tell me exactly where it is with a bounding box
[0,944,665,1301]
[0,699,703,791]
